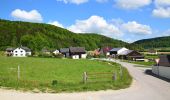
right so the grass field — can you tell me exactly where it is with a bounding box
[0,57,132,93]
[130,61,155,67]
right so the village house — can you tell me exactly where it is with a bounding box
[59,48,70,57]
[13,47,31,57]
[5,47,15,56]
[109,47,129,56]
[148,49,157,55]
[69,47,87,59]
[99,47,112,56]
[119,50,144,61]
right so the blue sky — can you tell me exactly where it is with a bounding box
[1,0,170,42]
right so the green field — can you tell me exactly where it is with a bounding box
[130,61,155,67]
[0,57,132,93]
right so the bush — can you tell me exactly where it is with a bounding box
[38,53,52,58]
[52,80,58,86]
[53,53,64,58]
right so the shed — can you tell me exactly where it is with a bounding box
[69,47,86,59]
[158,55,170,67]
[59,48,70,57]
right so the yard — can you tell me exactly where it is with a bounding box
[0,57,132,93]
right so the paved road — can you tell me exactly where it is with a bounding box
[0,60,170,100]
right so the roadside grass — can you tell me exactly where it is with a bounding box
[0,57,132,93]
[124,60,155,67]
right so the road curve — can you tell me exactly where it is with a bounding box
[0,60,170,100]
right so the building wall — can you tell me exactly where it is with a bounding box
[13,48,26,57]
[72,55,79,59]
[118,48,129,55]
[152,66,170,79]
[81,54,87,59]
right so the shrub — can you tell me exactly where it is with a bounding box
[53,53,64,58]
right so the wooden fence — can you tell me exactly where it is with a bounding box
[83,72,118,84]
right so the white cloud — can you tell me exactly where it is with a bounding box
[115,0,152,10]
[152,7,170,18]
[48,21,64,28]
[56,0,88,4]
[155,0,170,8]
[68,15,122,37]
[11,9,43,22]
[96,0,108,3]
[121,21,152,35]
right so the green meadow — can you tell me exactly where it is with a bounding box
[0,57,132,93]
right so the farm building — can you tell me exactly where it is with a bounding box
[119,50,144,61]
[157,55,170,67]
[6,47,15,56]
[69,47,87,59]
[152,55,170,79]
[13,47,31,57]
[99,47,112,56]
[109,47,128,55]
[148,49,157,55]
[59,48,70,57]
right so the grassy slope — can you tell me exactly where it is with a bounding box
[0,57,132,92]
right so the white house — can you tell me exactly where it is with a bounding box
[53,49,59,55]
[109,47,129,56]
[13,47,31,57]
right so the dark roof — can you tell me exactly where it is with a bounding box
[110,48,123,52]
[60,48,69,53]
[69,47,86,53]
[20,47,31,52]
[6,48,15,51]
[159,55,170,67]
[148,49,157,53]
[127,50,144,57]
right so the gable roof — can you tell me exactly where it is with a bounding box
[60,48,69,53]
[20,47,31,52]
[159,55,170,67]
[119,50,133,55]
[110,48,124,52]
[6,47,15,51]
[99,47,112,53]
[69,47,86,53]
[148,49,157,53]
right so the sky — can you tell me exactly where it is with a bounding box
[1,0,170,42]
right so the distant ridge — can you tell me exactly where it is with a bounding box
[0,19,127,51]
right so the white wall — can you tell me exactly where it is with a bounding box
[72,55,79,59]
[53,50,59,55]
[152,66,170,79]
[13,48,26,57]
[118,47,128,55]
[81,54,87,59]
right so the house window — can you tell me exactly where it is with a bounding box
[15,51,17,53]
[21,54,23,56]
[15,54,18,56]
[21,51,23,53]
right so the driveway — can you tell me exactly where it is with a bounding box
[0,60,170,100]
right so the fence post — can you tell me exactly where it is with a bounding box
[120,66,123,79]
[112,72,117,80]
[17,65,20,81]
[83,72,87,84]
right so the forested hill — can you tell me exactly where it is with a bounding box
[132,36,170,49]
[0,19,127,51]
